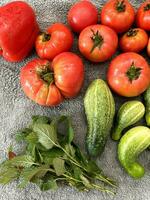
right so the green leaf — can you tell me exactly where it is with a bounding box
[53,158,65,176]
[3,155,35,168]
[16,128,32,142]
[0,167,20,184]
[25,132,38,144]
[19,165,49,188]
[64,117,74,144]
[64,144,75,157]
[26,144,43,163]
[57,116,74,144]
[42,148,64,165]
[40,179,58,191]
[31,115,50,127]
[33,123,57,150]
[73,166,83,180]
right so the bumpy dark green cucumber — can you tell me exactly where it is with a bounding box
[84,79,115,157]
[144,86,150,126]
[118,126,150,179]
[112,101,145,141]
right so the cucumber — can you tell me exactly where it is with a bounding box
[144,86,150,126]
[112,101,145,141]
[84,79,115,157]
[118,126,150,179]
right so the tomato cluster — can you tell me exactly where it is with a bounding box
[20,0,150,106]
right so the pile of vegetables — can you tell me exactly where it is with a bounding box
[0,0,150,195]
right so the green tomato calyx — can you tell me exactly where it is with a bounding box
[36,63,54,85]
[144,3,150,11]
[90,29,104,53]
[126,29,138,37]
[116,0,126,12]
[41,32,51,42]
[126,62,142,83]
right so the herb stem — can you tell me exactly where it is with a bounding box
[92,183,115,195]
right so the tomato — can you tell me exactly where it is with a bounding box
[107,52,150,97]
[120,28,148,53]
[100,0,135,33]
[20,52,84,106]
[78,24,118,62]
[35,23,73,60]
[136,1,150,31]
[67,0,98,33]
[147,38,150,57]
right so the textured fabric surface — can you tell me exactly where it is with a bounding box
[0,0,150,200]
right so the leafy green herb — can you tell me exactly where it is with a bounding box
[53,158,65,176]
[31,115,50,126]
[0,115,117,195]
[18,165,49,188]
[33,123,57,150]
[16,128,32,142]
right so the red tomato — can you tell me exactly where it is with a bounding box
[136,1,150,31]
[107,52,150,97]
[120,28,148,53]
[35,23,73,60]
[100,0,135,33]
[20,52,84,106]
[67,0,98,33]
[52,52,84,98]
[147,38,150,57]
[78,24,118,62]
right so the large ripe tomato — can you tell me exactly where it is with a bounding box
[67,0,98,33]
[78,24,118,62]
[20,52,84,106]
[136,1,150,31]
[120,28,148,53]
[35,23,73,60]
[100,0,135,33]
[107,52,150,97]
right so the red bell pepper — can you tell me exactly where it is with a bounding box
[0,1,39,62]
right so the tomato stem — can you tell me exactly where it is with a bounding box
[90,29,104,53]
[144,3,150,11]
[116,0,126,12]
[126,62,142,83]
[126,29,138,37]
[41,32,51,42]
[36,64,54,85]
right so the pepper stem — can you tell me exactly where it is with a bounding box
[41,32,51,42]
[144,3,150,11]
[36,64,54,85]
[116,0,126,12]
[126,29,138,37]
[90,29,104,53]
[126,62,142,83]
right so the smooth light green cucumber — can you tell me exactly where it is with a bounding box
[144,86,150,126]
[118,126,150,179]
[112,101,145,141]
[84,79,115,157]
